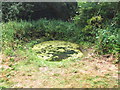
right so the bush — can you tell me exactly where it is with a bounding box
[72,2,120,56]
[2,19,80,49]
[73,2,119,27]
[95,27,119,55]
[2,18,119,57]
[2,20,33,45]
[2,2,34,21]
[2,2,77,21]
[76,16,103,43]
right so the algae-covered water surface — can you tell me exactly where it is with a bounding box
[32,41,83,61]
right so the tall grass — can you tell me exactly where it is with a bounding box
[2,19,81,57]
[2,19,119,58]
[2,19,83,48]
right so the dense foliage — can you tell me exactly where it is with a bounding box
[1,2,120,88]
[2,2,77,21]
[2,19,81,50]
[1,2,120,60]
[73,2,120,56]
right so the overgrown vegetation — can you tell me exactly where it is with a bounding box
[0,2,119,88]
[2,18,119,59]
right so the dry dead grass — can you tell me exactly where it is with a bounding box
[0,51,119,88]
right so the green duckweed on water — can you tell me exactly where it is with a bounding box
[32,40,83,61]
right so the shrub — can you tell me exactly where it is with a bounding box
[95,27,119,55]
[78,16,103,43]
[2,18,119,57]
[2,20,33,45]
[2,2,34,21]
[2,2,77,21]
[73,2,119,27]
[2,19,80,48]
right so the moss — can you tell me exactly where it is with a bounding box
[32,40,83,61]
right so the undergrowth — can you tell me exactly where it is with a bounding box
[2,19,119,58]
[1,19,119,88]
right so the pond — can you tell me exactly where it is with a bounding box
[32,41,83,61]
